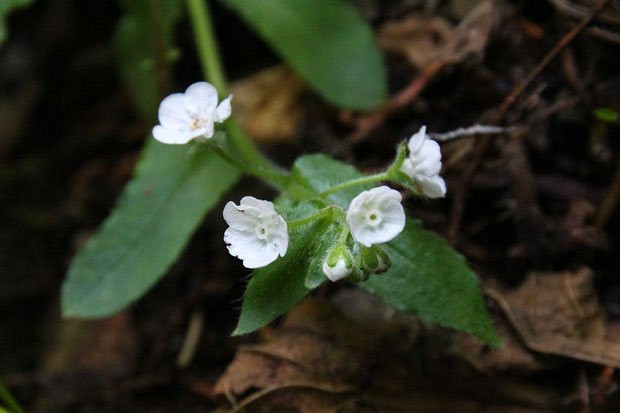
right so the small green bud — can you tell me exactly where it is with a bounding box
[360,245,391,274]
[347,266,369,283]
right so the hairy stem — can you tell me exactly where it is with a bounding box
[210,145,289,184]
[319,173,388,198]
[287,206,343,229]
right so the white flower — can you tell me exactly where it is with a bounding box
[152,81,232,144]
[322,258,351,282]
[223,197,288,269]
[346,186,406,247]
[400,126,446,198]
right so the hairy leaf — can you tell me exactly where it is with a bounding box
[62,142,241,318]
[220,0,387,110]
[365,220,500,345]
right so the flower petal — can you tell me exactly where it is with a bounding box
[158,93,192,131]
[225,228,277,268]
[271,216,289,256]
[419,175,447,198]
[227,233,279,268]
[200,118,215,139]
[223,201,257,231]
[243,247,280,268]
[322,259,351,282]
[184,81,219,116]
[240,196,278,215]
[152,125,193,144]
[415,140,442,174]
[214,95,232,122]
[407,126,427,153]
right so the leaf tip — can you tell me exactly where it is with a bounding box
[231,325,249,336]
[480,328,503,348]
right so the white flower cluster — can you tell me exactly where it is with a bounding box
[223,186,405,271]
[152,83,447,279]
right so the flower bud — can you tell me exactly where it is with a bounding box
[360,246,391,274]
[322,246,352,282]
[399,126,446,198]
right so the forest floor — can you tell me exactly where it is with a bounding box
[1,0,620,411]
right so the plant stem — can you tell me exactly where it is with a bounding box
[186,0,227,94]
[0,381,24,413]
[186,0,288,185]
[337,225,350,244]
[319,173,388,198]
[210,145,288,184]
[287,206,342,229]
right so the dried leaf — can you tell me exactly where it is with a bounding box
[378,0,494,69]
[455,312,552,374]
[231,66,305,143]
[215,296,560,412]
[216,298,388,396]
[487,268,620,367]
[378,15,454,69]
[440,0,495,64]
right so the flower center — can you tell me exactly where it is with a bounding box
[190,116,207,131]
[255,222,269,240]
[366,210,382,227]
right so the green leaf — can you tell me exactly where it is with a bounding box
[0,0,35,47]
[220,0,387,110]
[114,0,183,119]
[234,202,336,334]
[287,154,500,344]
[62,141,241,318]
[365,220,500,345]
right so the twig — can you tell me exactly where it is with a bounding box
[588,25,620,44]
[175,310,204,368]
[494,0,613,121]
[548,0,620,26]
[527,94,583,124]
[592,366,615,408]
[446,0,614,241]
[224,381,356,413]
[346,61,445,144]
[429,124,518,142]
